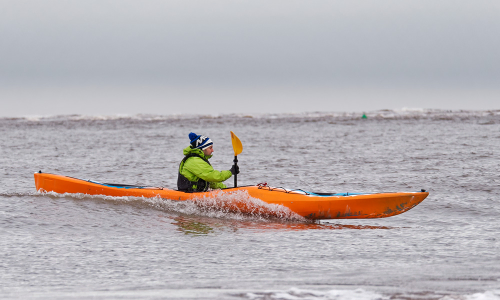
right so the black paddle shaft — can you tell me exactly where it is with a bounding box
[233,155,238,188]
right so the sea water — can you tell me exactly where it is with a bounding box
[1,109,499,300]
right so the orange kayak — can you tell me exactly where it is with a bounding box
[34,172,428,220]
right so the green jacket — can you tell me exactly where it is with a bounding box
[179,146,232,190]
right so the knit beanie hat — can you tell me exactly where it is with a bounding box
[189,132,213,150]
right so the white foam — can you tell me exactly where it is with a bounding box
[465,290,500,300]
[193,190,304,221]
[37,189,305,222]
[440,290,500,300]
[246,288,388,300]
[399,107,425,112]
[246,289,500,300]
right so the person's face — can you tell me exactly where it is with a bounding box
[203,145,214,156]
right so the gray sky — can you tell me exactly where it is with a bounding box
[1,0,499,116]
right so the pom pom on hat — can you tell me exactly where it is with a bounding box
[189,132,199,141]
[189,132,213,150]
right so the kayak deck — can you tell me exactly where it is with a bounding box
[34,172,428,220]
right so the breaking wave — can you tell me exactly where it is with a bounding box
[244,288,388,300]
[242,288,500,300]
[3,109,500,123]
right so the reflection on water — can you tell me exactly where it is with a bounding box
[172,216,215,235]
[238,221,395,231]
[170,215,394,235]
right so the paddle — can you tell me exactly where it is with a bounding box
[230,131,243,187]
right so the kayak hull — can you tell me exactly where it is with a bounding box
[34,172,428,220]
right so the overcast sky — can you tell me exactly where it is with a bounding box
[1,0,499,116]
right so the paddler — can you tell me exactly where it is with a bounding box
[177,132,239,192]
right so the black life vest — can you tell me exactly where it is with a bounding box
[177,153,211,192]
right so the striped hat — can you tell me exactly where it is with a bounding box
[189,132,213,150]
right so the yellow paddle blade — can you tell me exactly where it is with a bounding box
[230,131,243,156]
